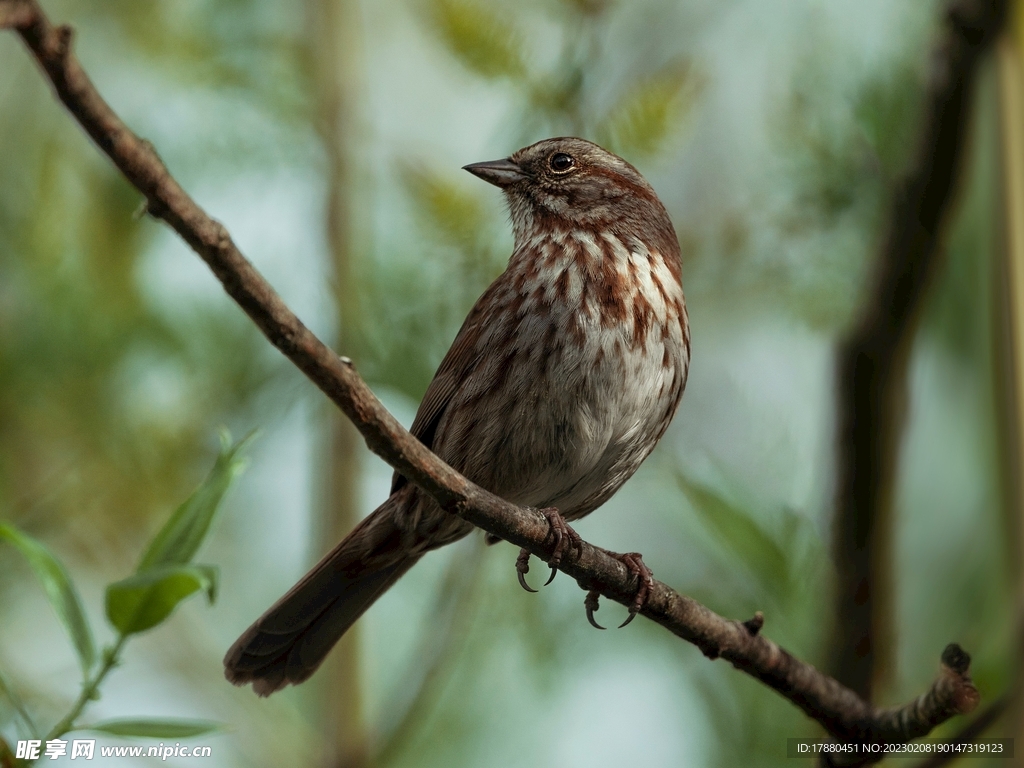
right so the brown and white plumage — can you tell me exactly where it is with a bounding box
[224,137,689,695]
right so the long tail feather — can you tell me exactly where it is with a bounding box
[224,493,420,696]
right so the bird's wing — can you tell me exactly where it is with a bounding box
[389,278,502,495]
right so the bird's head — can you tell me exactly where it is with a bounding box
[463,137,675,252]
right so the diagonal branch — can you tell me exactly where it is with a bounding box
[0,0,982,755]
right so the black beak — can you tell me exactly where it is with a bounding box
[462,158,524,188]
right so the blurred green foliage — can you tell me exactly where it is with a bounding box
[595,67,702,162]
[766,48,927,328]
[0,94,272,547]
[425,0,528,81]
[0,435,245,764]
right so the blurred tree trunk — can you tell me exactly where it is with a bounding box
[308,0,368,766]
[996,4,1024,748]
[831,0,1009,700]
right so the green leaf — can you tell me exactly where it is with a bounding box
[83,718,224,738]
[426,0,527,81]
[596,65,701,160]
[105,564,218,635]
[137,430,252,572]
[675,472,790,593]
[0,523,95,679]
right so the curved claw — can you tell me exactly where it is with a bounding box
[543,565,558,586]
[513,509,582,595]
[516,548,538,593]
[618,611,638,629]
[584,590,606,630]
[518,569,538,593]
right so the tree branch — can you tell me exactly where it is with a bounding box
[912,694,1011,768]
[0,0,982,754]
[831,0,1009,698]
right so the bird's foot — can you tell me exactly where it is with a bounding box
[515,507,583,592]
[540,507,583,579]
[583,551,654,630]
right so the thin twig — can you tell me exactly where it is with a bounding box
[912,695,1011,768]
[43,634,127,742]
[0,0,983,750]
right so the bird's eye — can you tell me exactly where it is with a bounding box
[549,153,575,173]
